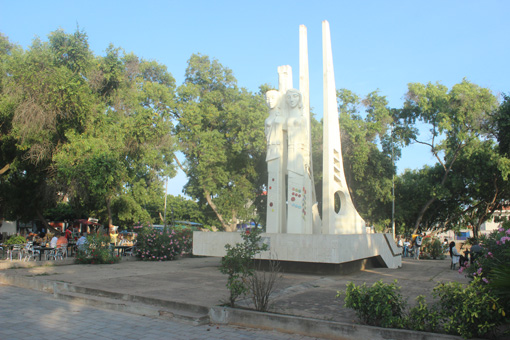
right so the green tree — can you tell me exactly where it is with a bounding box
[54,46,176,228]
[0,29,96,228]
[397,79,498,234]
[175,54,266,231]
[492,93,510,181]
[163,194,205,225]
[1,28,177,230]
[335,89,398,230]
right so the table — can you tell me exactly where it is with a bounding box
[66,243,76,257]
[114,245,132,256]
[33,247,54,261]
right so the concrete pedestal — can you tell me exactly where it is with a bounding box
[193,232,402,271]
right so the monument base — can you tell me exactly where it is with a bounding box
[193,232,402,271]
[254,257,384,275]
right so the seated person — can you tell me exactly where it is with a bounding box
[470,241,483,264]
[57,234,68,248]
[50,234,59,248]
[76,233,88,250]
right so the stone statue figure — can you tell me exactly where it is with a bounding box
[283,88,313,234]
[264,90,286,233]
[285,89,309,175]
[265,90,286,162]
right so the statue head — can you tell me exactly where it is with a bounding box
[285,89,302,109]
[265,90,280,109]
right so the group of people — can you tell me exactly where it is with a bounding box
[398,233,484,270]
[397,233,426,259]
[449,240,483,270]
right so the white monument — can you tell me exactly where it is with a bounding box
[193,21,401,271]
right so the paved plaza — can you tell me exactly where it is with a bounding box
[0,283,319,340]
[0,255,468,339]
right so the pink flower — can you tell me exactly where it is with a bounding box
[499,227,504,232]
[477,268,483,275]
[506,229,510,235]
[488,252,493,257]
[458,267,464,274]
[482,278,489,284]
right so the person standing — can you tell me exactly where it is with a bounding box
[450,241,461,269]
[414,233,424,260]
[403,238,411,257]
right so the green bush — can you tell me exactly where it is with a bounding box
[75,234,121,265]
[339,280,406,328]
[433,278,506,339]
[405,295,440,332]
[4,235,26,245]
[219,228,268,307]
[135,226,184,261]
[420,237,443,259]
[340,278,508,339]
[172,228,193,255]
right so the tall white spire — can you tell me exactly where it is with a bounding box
[322,20,366,234]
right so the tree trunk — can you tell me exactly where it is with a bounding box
[36,209,59,234]
[412,196,437,235]
[0,164,9,175]
[106,197,113,229]
[203,188,232,231]
[230,209,238,232]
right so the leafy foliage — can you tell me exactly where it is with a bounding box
[135,226,190,261]
[0,29,177,227]
[219,228,268,307]
[432,279,507,339]
[4,235,26,245]
[405,295,440,332]
[335,89,398,230]
[340,277,509,339]
[396,79,499,234]
[462,221,510,299]
[339,280,406,328]
[74,234,121,265]
[176,54,267,231]
[420,236,444,259]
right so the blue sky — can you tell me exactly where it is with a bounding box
[1,0,509,196]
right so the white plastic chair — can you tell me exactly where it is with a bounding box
[9,244,23,261]
[23,242,40,261]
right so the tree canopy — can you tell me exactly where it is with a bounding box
[0,29,177,229]
[1,28,508,237]
[175,54,267,231]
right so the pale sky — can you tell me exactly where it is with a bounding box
[1,0,509,196]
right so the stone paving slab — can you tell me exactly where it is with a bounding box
[0,255,469,326]
[0,284,317,340]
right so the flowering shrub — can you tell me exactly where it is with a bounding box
[461,221,510,285]
[135,226,189,261]
[172,228,193,255]
[74,234,121,265]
